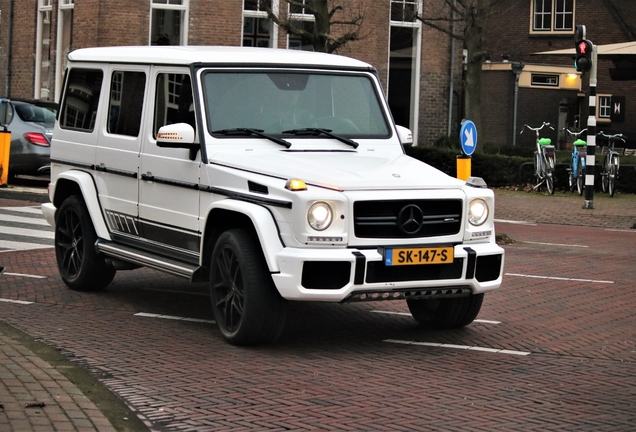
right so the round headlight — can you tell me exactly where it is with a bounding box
[307,202,333,231]
[468,198,489,226]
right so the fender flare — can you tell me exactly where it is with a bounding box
[202,199,284,272]
[54,170,111,241]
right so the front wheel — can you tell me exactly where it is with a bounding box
[576,158,585,196]
[54,196,116,291]
[601,162,609,193]
[608,155,618,197]
[210,228,287,345]
[407,294,484,329]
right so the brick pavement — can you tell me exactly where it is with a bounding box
[0,187,635,431]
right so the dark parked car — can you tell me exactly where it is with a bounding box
[0,98,56,177]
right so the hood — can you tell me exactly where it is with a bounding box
[209,148,464,190]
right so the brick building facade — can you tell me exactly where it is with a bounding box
[0,0,463,147]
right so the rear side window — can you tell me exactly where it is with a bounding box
[60,68,103,132]
[107,71,146,137]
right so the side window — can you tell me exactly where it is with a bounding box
[153,73,195,137]
[59,68,103,132]
[107,71,147,137]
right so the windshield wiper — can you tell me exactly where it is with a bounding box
[282,128,359,149]
[212,128,291,149]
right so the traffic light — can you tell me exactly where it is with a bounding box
[575,39,593,72]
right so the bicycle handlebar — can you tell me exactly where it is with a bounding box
[562,127,587,137]
[520,122,554,134]
[597,131,626,142]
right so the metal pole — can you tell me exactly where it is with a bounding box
[511,63,524,146]
[584,45,598,209]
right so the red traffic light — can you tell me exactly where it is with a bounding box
[575,39,593,72]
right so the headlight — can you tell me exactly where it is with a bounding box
[468,198,489,226]
[307,202,333,231]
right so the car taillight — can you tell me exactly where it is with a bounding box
[23,132,50,147]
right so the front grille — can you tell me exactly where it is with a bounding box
[354,199,462,239]
[475,254,503,282]
[302,261,351,289]
[366,258,464,283]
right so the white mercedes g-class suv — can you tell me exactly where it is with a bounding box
[42,46,504,345]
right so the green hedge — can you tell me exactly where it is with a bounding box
[405,146,636,194]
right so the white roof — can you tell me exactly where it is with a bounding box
[67,45,374,70]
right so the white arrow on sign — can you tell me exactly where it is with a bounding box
[464,128,475,147]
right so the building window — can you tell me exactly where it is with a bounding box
[532,0,574,33]
[598,95,611,119]
[391,0,418,22]
[150,0,189,45]
[531,74,559,87]
[55,0,74,102]
[243,0,274,47]
[287,0,315,50]
[35,0,53,100]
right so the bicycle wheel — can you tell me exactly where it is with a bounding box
[601,160,609,193]
[576,158,584,196]
[545,170,554,194]
[608,155,618,197]
[533,152,541,185]
[568,163,575,191]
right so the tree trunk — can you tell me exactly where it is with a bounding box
[463,0,486,147]
[312,0,330,52]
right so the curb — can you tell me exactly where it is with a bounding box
[0,186,49,203]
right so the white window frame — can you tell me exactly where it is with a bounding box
[597,94,611,121]
[530,0,575,35]
[34,0,53,100]
[54,0,75,102]
[390,0,418,23]
[287,0,315,50]
[387,0,422,144]
[243,0,279,48]
[149,0,189,46]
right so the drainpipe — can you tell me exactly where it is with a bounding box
[4,0,13,97]
[447,0,456,137]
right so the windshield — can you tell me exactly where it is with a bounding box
[202,71,390,138]
[15,103,57,124]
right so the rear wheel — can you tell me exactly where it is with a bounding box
[54,196,116,291]
[567,165,574,191]
[407,294,484,329]
[576,158,584,196]
[545,169,554,195]
[210,228,287,345]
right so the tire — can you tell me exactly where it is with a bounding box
[567,165,574,191]
[407,294,484,329]
[210,228,287,345]
[576,158,584,196]
[601,163,609,193]
[533,152,541,186]
[545,169,554,195]
[54,196,116,291]
[608,156,618,197]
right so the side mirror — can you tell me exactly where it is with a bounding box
[156,122,199,160]
[395,125,413,147]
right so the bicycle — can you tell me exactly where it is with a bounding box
[521,122,556,194]
[597,131,625,197]
[563,127,587,196]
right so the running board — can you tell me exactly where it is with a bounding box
[95,240,207,282]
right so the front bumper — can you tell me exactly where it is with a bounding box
[272,242,504,302]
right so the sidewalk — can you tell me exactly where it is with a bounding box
[0,185,634,432]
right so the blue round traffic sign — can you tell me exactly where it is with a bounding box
[460,120,477,156]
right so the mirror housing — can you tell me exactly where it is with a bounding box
[395,125,413,147]
[156,123,199,160]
